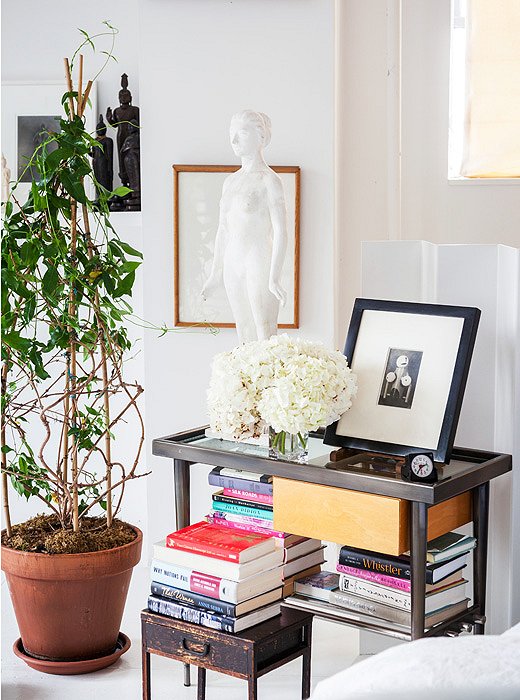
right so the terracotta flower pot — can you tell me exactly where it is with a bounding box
[1,526,142,669]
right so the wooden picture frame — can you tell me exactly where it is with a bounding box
[173,164,300,328]
[324,298,481,463]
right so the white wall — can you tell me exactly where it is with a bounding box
[335,0,520,345]
[139,0,336,551]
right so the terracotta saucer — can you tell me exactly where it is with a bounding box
[13,632,131,675]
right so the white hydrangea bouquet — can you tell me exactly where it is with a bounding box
[207,335,357,462]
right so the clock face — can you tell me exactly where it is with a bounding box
[410,454,434,478]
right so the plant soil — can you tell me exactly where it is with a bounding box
[1,514,137,554]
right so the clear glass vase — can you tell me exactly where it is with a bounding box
[269,427,309,463]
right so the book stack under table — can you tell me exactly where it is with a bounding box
[149,520,284,633]
[291,531,477,631]
[205,466,326,596]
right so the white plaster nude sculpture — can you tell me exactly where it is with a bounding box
[201,111,288,343]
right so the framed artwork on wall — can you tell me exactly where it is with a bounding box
[324,298,481,463]
[173,164,300,328]
[1,82,97,201]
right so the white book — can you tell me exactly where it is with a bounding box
[283,547,326,579]
[153,541,284,582]
[284,538,323,563]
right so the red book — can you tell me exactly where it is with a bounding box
[222,488,274,505]
[165,520,276,563]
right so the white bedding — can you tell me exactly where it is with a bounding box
[311,623,520,700]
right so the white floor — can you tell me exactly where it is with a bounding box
[1,566,360,700]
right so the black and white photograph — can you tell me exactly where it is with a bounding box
[324,299,480,462]
[378,347,423,409]
[17,115,60,182]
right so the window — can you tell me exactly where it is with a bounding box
[449,0,520,179]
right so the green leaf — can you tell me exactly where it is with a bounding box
[111,186,132,198]
[60,170,87,204]
[42,265,59,296]
[120,261,141,274]
[2,332,32,353]
[117,241,143,259]
[114,270,135,297]
[79,28,96,51]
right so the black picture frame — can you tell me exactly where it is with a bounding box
[324,298,481,463]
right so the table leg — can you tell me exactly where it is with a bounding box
[410,501,428,640]
[473,482,490,635]
[197,667,206,700]
[248,677,258,700]
[302,622,312,699]
[142,647,150,700]
[174,458,192,684]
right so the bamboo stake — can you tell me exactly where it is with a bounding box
[1,361,12,536]
[80,81,93,118]
[63,58,75,118]
[69,200,79,532]
[77,54,84,115]
[82,203,113,527]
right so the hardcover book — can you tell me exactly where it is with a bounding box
[283,547,326,579]
[165,520,276,563]
[338,545,468,584]
[211,498,274,521]
[153,541,283,582]
[150,581,282,617]
[330,590,469,627]
[208,472,273,496]
[212,490,273,512]
[222,488,273,505]
[209,466,273,484]
[336,564,466,593]
[294,571,340,602]
[209,510,274,530]
[403,531,477,563]
[150,558,283,603]
[147,595,281,633]
[339,574,467,612]
[205,514,287,540]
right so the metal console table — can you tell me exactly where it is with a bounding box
[152,428,511,650]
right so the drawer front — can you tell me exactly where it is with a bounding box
[273,478,471,556]
[143,619,249,677]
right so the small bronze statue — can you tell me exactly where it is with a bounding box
[91,114,114,205]
[120,119,140,211]
[106,74,140,210]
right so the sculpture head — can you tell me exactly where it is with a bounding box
[96,114,107,137]
[230,110,272,157]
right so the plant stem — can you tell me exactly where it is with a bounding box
[81,202,113,528]
[1,361,12,536]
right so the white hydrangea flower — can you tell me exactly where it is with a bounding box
[207,335,357,439]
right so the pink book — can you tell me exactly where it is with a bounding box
[206,514,286,539]
[336,564,412,592]
[222,488,274,505]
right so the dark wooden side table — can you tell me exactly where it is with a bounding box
[141,606,313,700]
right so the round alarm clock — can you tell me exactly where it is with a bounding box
[402,451,438,483]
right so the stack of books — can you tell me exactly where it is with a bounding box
[206,466,326,595]
[330,532,476,628]
[148,520,284,632]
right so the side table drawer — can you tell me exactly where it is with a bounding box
[143,616,249,676]
[273,478,471,556]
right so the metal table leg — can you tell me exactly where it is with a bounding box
[472,482,490,635]
[174,458,192,685]
[410,501,428,640]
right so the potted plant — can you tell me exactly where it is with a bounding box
[1,30,144,674]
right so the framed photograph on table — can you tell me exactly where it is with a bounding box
[173,164,300,328]
[324,298,481,463]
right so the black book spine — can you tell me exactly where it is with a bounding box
[212,493,273,512]
[339,547,412,580]
[208,473,273,495]
[211,467,272,484]
[147,595,235,632]
[150,582,235,616]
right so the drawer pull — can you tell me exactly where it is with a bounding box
[181,638,210,657]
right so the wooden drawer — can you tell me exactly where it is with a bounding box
[142,615,249,677]
[273,478,471,556]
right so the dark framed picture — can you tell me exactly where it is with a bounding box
[324,298,481,463]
